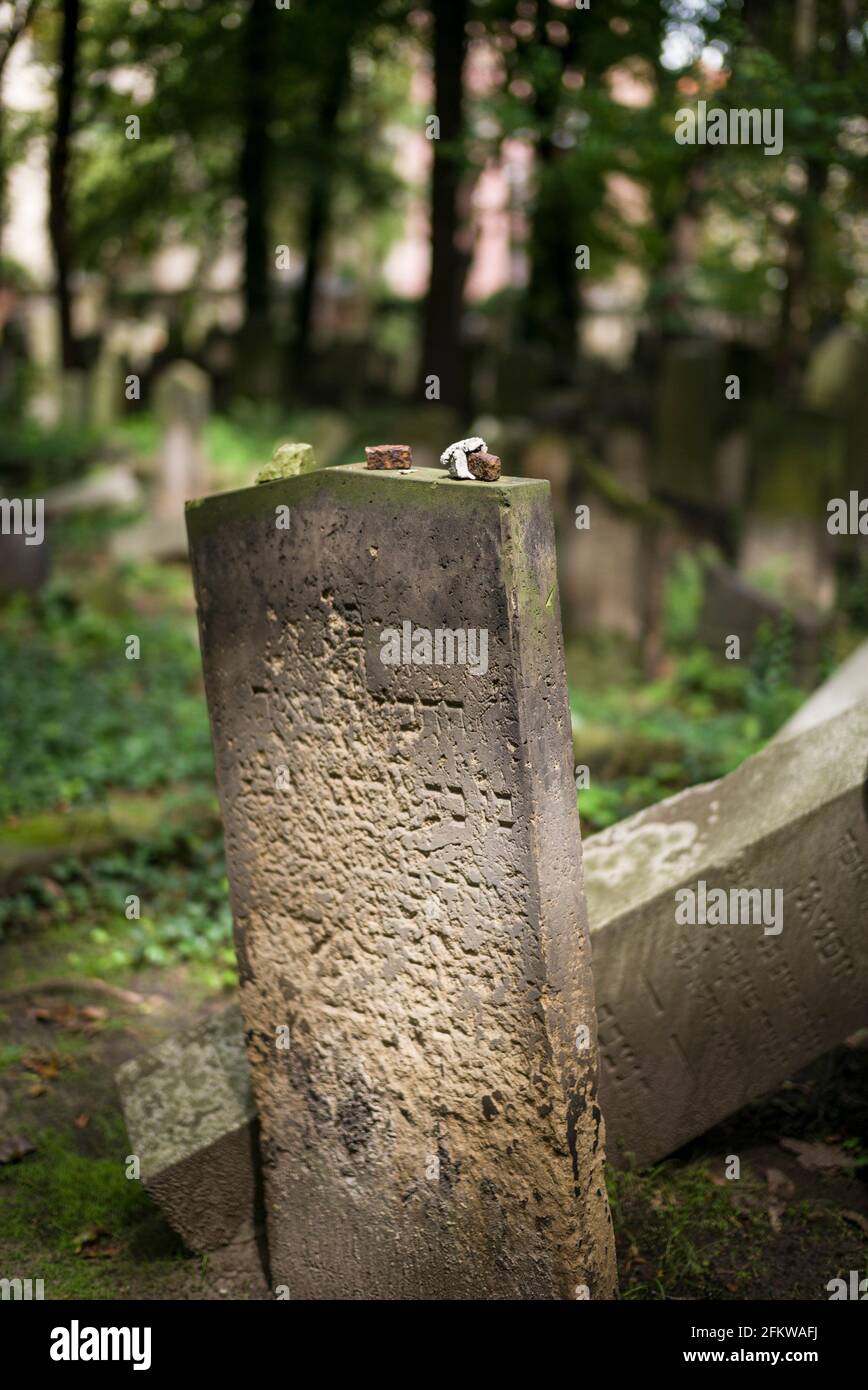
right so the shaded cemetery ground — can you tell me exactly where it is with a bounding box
[1,419,866,1299]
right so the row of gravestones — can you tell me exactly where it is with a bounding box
[117,462,868,1300]
[521,330,868,673]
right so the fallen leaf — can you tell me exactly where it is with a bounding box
[779,1138,854,1171]
[73,1113,90,1129]
[0,1135,36,1164]
[22,1053,61,1079]
[80,1006,107,1022]
[73,1225,107,1254]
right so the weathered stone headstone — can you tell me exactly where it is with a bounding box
[116,1006,261,1253]
[90,340,123,431]
[113,359,210,562]
[153,360,210,524]
[187,463,617,1300]
[805,325,868,494]
[774,639,868,743]
[738,408,841,611]
[652,339,726,508]
[583,702,868,1168]
[559,429,666,650]
[699,563,827,685]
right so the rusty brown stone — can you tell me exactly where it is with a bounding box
[365,444,413,470]
[466,450,502,481]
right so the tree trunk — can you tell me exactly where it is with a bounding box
[239,0,272,339]
[524,145,579,378]
[48,0,80,372]
[291,43,352,389]
[418,0,469,413]
[522,29,581,381]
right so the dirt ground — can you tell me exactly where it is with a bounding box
[1,948,865,1301]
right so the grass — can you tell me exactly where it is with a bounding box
[0,1119,189,1299]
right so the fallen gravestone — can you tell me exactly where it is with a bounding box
[186,462,617,1300]
[583,701,868,1167]
[116,1005,261,1254]
[774,639,868,743]
[120,698,868,1248]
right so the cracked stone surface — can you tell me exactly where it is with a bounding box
[187,463,616,1300]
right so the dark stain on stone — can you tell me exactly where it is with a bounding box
[437,1141,461,1190]
[336,1087,376,1156]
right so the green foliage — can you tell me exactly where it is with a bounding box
[0,582,212,818]
[0,416,103,492]
[571,639,804,832]
[1,826,236,990]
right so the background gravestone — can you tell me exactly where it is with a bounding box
[582,701,868,1168]
[738,407,841,611]
[187,463,617,1300]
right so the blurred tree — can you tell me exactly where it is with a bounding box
[48,0,79,370]
[418,0,469,411]
[239,0,273,350]
[0,0,40,251]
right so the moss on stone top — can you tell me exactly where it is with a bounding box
[255,441,317,484]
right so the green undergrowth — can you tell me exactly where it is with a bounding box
[570,634,809,833]
[0,581,212,820]
[0,826,236,991]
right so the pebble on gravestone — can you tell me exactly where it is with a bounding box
[583,701,868,1168]
[255,441,317,484]
[187,463,617,1300]
[465,449,501,481]
[116,1005,261,1254]
[365,444,413,470]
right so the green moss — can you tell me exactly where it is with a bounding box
[186,462,546,538]
[0,1042,24,1070]
[0,1123,189,1299]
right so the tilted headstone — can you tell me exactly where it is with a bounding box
[583,702,868,1168]
[116,1005,261,1253]
[119,694,868,1237]
[187,463,617,1300]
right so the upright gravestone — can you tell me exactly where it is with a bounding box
[738,407,841,611]
[153,360,210,524]
[187,463,617,1300]
[583,701,868,1167]
[114,360,210,562]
